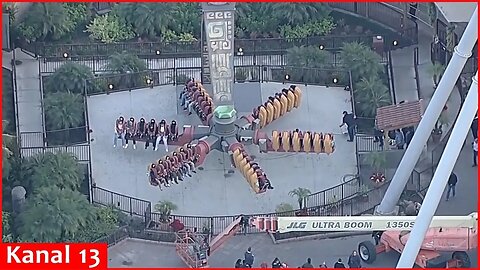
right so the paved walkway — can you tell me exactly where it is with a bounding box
[88,83,356,216]
[3,49,45,150]
[108,141,478,268]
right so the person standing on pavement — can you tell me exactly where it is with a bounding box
[348,250,362,268]
[244,247,254,267]
[340,111,356,142]
[471,116,478,139]
[395,129,405,150]
[472,138,478,167]
[301,258,314,268]
[446,172,458,201]
[334,258,345,268]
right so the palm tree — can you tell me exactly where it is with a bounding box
[365,151,387,174]
[286,46,332,83]
[44,92,84,131]
[170,3,201,36]
[107,52,146,74]
[288,187,312,209]
[25,152,82,192]
[45,63,94,94]
[340,42,383,83]
[271,3,330,26]
[18,3,69,41]
[355,76,392,117]
[154,200,178,223]
[18,187,93,242]
[429,61,446,88]
[114,3,172,39]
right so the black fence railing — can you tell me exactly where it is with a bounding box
[45,126,88,146]
[84,66,352,96]
[19,142,90,161]
[327,2,418,46]
[31,34,389,59]
[304,175,360,208]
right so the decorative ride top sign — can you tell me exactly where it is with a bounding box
[202,3,235,109]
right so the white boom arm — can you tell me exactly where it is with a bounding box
[252,213,477,233]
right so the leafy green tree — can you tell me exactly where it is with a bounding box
[18,187,93,242]
[45,62,94,94]
[280,18,336,40]
[85,14,135,43]
[355,76,391,117]
[2,210,13,242]
[340,42,383,83]
[107,53,146,74]
[287,46,331,68]
[113,3,173,39]
[235,3,280,37]
[44,92,84,130]
[272,3,330,26]
[71,207,120,242]
[170,3,201,37]
[288,187,312,209]
[16,3,73,42]
[154,200,177,223]
[24,152,82,192]
[286,46,332,83]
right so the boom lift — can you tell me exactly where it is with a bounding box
[251,213,477,268]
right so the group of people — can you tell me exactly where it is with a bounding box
[252,86,302,129]
[179,79,214,122]
[234,248,363,268]
[234,148,274,193]
[148,144,199,190]
[271,129,335,154]
[373,127,415,150]
[113,116,179,152]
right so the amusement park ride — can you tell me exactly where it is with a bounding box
[146,3,335,267]
[147,2,478,268]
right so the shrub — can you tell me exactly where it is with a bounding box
[85,14,135,43]
[280,17,336,40]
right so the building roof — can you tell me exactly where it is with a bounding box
[435,3,477,23]
[376,101,423,131]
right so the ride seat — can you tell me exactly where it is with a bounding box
[286,91,295,112]
[272,130,280,151]
[313,133,322,153]
[293,86,302,108]
[292,132,301,152]
[266,102,275,125]
[282,131,290,152]
[259,106,267,128]
[303,133,311,153]
[279,94,288,116]
[272,98,281,120]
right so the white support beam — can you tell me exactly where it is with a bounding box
[397,72,478,268]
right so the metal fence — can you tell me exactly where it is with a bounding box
[84,66,352,96]
[31,34,388,59]
[328,2,418,46]
[20,142,90,162]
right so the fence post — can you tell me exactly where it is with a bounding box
[129,197,133,216]
[210,217,214,237]
[110,192,114,207]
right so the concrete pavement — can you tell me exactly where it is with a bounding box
[87,83,356,216]
[107,141,478,268]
